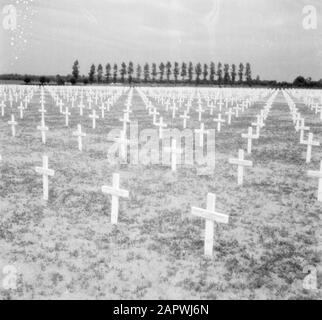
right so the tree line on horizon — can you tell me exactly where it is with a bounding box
[1,60,321,88]
[69,60,254,86]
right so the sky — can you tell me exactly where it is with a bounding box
[0,0,321,81]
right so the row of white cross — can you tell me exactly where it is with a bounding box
[284,91,322,201]
[2,86,322,259]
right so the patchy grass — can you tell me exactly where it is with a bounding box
[0,88,321,300]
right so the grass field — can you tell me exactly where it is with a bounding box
[0,87,321,300]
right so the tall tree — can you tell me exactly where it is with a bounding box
[195,63,202,84]
[166,61,172,83]
[151,63,157,82]
[231,64,237,84]
[113,63,118,83]
[173,62,179,84]
[224,64,230,84]
[136,64,142,82]
[144,63,150,83]
[97,64,103,83]
[217,62,223,84]
[245,63,252,85]
[105,63,111,83]
[72,60,80,81]
[181,62,187,82]
[88,64,96,84]
[210,62,216,84]
[188,62,193,83]
[203,64,209,83]
[238,63,244,83]
[120,62,127,83]
[159,63,165,82]
[128,62,134,84]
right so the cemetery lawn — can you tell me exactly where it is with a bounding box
[0,90,321,300]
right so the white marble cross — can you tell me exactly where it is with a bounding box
[301,132,320,163]
[78,103,85,116]
[99,103,106,118]
[225,108,234,125]
[63,107,71,127]
[241,127,258,154]
[149,108,159,125]
[308,160,322,202]
[8,114,17,137]
[37,118,49,144]
[196,105,204,122]
[0,101,6,117]
[89,109,99,129]
[35,155,55,201]
[58,100,64,113]
[180,111,190,129]
[296,118,310,143]
[119,112,130,133]
[191,193,229,256]
[164,139,182,172]
[155,117,167,139]
[115,130,129,160]
[102,173,129,224]
[18,103,24,119]
[195,123,208,148]
[229,149,253,185]
[73,124,86,151]
[213,114,225,132]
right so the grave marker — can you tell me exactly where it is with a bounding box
[191,193,229,256]
[102,173,129,224]
[229,149,253,185]
[308,160,322,202]
[35,155,55,201]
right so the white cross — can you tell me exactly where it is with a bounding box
[213,114,225,132]
[119,112,130,133]
[301,132,320,163]
[115,130,129,160]
[191,193,229,256]
[308,160,322,202]
[18,103,24,119]
[217,100,224,112]
[180,111,190,129]
[35,155,55,201]
[0,101,6,117]
[102,173,129,224]
[229,149,253,185]
[225,108,234,125]
[73,124,86,151]
[241,127,258,154]
[63,107,71,127]
[99,103,106,118]
[155,117,167,139]
[195,123,208,148]
[89,110,99,129]
[172,103,178,119]
[149,108,159,125]
[78,103,85,116]
[8,114,17,137]
[164,139,182,172]
[297,119,310,143]
[196,105,204,122]
[37,119,49,144]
